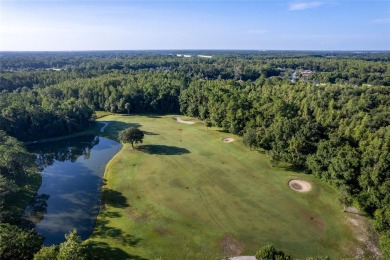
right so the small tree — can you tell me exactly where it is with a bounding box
[57,229,87,260]
[205,120,212,130]
[339,189,352,212]
[255,244,291,260]
[125,103,130,115]
[118,127,144,148]
[243,128,257,150]
[34,246,57,260]
[380,230,390,260]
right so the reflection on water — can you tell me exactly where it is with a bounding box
[29,135,100,170]
[25,135,122,245]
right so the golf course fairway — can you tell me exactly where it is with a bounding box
[86,114,367,259]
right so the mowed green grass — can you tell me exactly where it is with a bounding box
[86,114,361,259]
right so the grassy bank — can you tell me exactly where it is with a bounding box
[86,114,366,259]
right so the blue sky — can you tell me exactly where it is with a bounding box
[1,0,389,51]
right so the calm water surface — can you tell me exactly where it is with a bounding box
[25,135,121,245]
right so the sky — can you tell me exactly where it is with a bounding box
[0,0,389,51]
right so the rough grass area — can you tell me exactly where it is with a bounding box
[86,114,369,259]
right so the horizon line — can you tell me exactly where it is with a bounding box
[1,49,390,52]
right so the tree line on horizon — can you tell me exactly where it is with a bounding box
[0,51,389,258]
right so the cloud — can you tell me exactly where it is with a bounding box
[289,2,323,11]
[246,29,267,34]
[371,18,390,24]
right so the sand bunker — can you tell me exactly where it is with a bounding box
[172,117,195,124]
[223,137,234,143]
[288,179,312,192]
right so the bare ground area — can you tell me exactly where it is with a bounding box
[345,208,382,259]
[220,235,244,258]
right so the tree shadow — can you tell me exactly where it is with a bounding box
[216,129,229,133]
[147,115,162,118]
[106,228,142,246]
[101,210,122,218]
[143,131,159,136]
[137,145,190,155]
[102,121,142,140]
[102,188,129,208]
[86,241,147,260]
[284,165,305,172]
[94,224,142,246]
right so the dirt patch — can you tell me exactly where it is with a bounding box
[301,211,326,233]
[220,235,244,257]
[346,212,382,259]
[126,208,148,222]
[288,179,311,192]
[154,227,169,236]
[223,137,234,143]
[172,116,195,124]
[345,206,362,215]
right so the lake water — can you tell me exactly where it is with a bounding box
[25,135,122,245]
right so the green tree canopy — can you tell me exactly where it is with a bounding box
[57,229,87,260]
[0,223,43,260]
[33,229,87,260]
[34,246,57,260]
[118,127,144,148]
[243,128,257,150]
[255,244,291,260]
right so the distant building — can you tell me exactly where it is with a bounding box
[300,70,314,77]
[183,55,192,58]
[197,55,213,58]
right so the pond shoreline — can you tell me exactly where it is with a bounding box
[24,134,122,245]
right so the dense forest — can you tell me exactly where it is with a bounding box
[0,51,389,258]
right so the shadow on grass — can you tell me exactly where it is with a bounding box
[107,228,142,246]
[284,165,305,173]
[101,211,121,218]
[93,224,142,247]
[122,114,161,119]
[86,241,147,260]
[137,145,190,155]
[143,131,159,136]
[102,188,129,208]
[103,121,142,139]
[216,129,229,134]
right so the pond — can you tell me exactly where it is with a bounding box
[24,135,122,245]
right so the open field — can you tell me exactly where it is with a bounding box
[86,114,366,259]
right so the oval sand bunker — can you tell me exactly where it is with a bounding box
[223,137,234,143]
[288,179,312,192]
